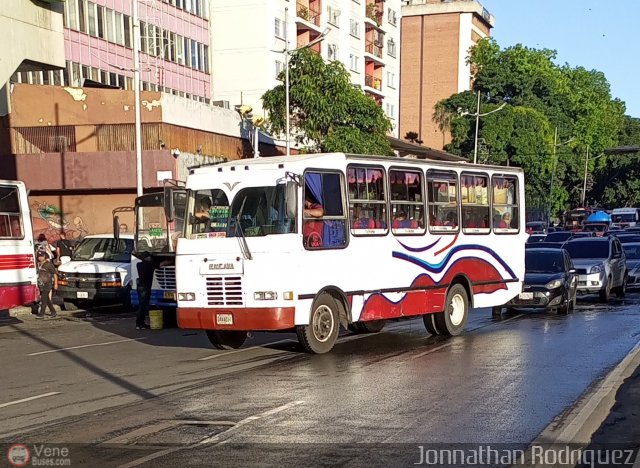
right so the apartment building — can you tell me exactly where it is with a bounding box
[211,0,401,136]
[399,0,494,148]
[12,0,212,103]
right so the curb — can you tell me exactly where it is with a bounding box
[518,339,640,467]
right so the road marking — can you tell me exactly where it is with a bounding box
[0,392,60,409]
[117,401,304,468]
[197,339,295,361]
[27,338,147,356]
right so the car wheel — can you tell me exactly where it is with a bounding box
[557,294,570,315]
[61,301,78,312]
[492,306,502,317]
[423,313,441,335]
[599,277,611,303]
[206,330,248,350]
[296,293,340,354]
[615,273,627,298]
[433,283,469,336]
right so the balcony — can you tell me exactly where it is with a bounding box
[364,74,383,96]
[365,1,384,29]
[296,1,322,33]
[365,42,383,59]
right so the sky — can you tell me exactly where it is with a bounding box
[479,0,638,118]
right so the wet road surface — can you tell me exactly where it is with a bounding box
[1,294,639,466]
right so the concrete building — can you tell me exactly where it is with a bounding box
[211,0,401,136]
[12,0,212,103]
[0,0,65,112]
[399,0,494,149]
[0,84,283,241]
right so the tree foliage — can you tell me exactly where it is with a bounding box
[434,38,628,217]
[262,48,393,155]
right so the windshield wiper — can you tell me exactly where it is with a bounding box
[234,196,253,260]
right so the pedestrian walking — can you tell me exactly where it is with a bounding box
[35,233,54,260]
[36,251,58,319]
[56,231,74,265]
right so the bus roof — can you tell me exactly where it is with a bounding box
[188,153,525,176]
[612,207,638,213]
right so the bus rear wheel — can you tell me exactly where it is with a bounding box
[206,330,247,350]
[434,284,469,336]
[296,293,340,354]
[423,313,441,335]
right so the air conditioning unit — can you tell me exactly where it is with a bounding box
[212,100,230,109]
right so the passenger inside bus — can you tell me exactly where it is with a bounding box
[392,211,418,229]
[303,192,324,248]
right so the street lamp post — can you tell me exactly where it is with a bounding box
[582,145,590,206]
[460,91,506,164]
[132,0,143,196]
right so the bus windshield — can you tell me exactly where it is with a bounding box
[612,213,636,223]
[188,185,296,238]
[136,191,186,253]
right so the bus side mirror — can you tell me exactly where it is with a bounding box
[164,187,175,222]
[113,215,120,241]
[285,181,297,219]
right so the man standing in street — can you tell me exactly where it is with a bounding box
[135,252,155,330]
[36,251,58,319]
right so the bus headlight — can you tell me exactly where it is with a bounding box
[254,291,277,300]
[283,291,294,301]
[178,292,196,301]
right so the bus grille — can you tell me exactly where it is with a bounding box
[155,266,176,290]
[206,276,244,306]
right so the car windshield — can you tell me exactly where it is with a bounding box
[613,213,636,222]
[623,244,640,259]
[188,186,296,238]
[545,231,573,242]
[525,251,564,273]
[72,238,133,262]
[564,241,610,259]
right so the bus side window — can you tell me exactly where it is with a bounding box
[303,171,347,249]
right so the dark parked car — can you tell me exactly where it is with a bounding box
[527,234,547,244]
[502,248,577,314]
[614,234,640,244]
[526,221,548,234]
[525,241,566,250]
[563,237,627,302]
[545,231,574,243]
[570,231,597,239]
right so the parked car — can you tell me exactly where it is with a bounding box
[622,242,640,290]
[525,241,566,250]
[570,231,597,239]
[56,234,134,311]
[526,234,547,244]
[526,221,548,234]
[545,231,574,243]
[563,237,627,302]
[503,248,577,314]
[614,234,640,244]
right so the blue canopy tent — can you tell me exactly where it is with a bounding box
[585,211,612,224]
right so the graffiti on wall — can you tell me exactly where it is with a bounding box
[31,200,90,242]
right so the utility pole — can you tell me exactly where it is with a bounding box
[473,90,480,165]
[582,145,589,206]
[132,0,143,197]
[284,7,290,157]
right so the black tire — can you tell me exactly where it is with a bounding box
[599,277,611,303]
[615,273,627,298]
[61,301,78,311]
[206,330,248,350]
[434,283,469,336]
[557,295,570,315]
[492,306,502,317]
[355,320,385,333]
[569,293,577,313]
[296,293,340,354]
[348,323,360,334]
[423,313,441,335]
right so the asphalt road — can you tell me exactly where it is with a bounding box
[1,294,639,467]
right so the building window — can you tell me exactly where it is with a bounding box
[388,8,397,26]
[96,5,105,39]
[176,36,185,65]
[349,19,360,38]
[275,60,284,78]
[327,6,340,27]
[349,54,359,72]
[327,44,338,61]
[387,38,397,58]
[386,71,396,89]
[123,15,131,48]
[66,0,78,30]
[385,103,395,119]
[78,0,87,33]
[87,2,97,36]
[275,17,284,39]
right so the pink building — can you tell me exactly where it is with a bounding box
[13,0,212,103]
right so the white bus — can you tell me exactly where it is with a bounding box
[175,153,526,353]
[611,207,639,229]
[0,180,37,311]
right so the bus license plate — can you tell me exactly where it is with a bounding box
[77,291,89,299]
[216,314,233,325]
[163,291,176,300]
[519,292,533,300]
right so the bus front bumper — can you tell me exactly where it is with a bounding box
[178,307,295,331]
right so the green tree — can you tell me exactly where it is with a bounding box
[433,38,626,216]
[262,48,393,155]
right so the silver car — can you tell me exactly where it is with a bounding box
[563,237,627,302]
[623,242,640,289]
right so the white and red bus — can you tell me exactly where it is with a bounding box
[175,153,526,353]
[0,180,37,311]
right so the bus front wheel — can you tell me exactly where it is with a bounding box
[297,293,340,354]
[434,284,469,336]
[206,330,247,350]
